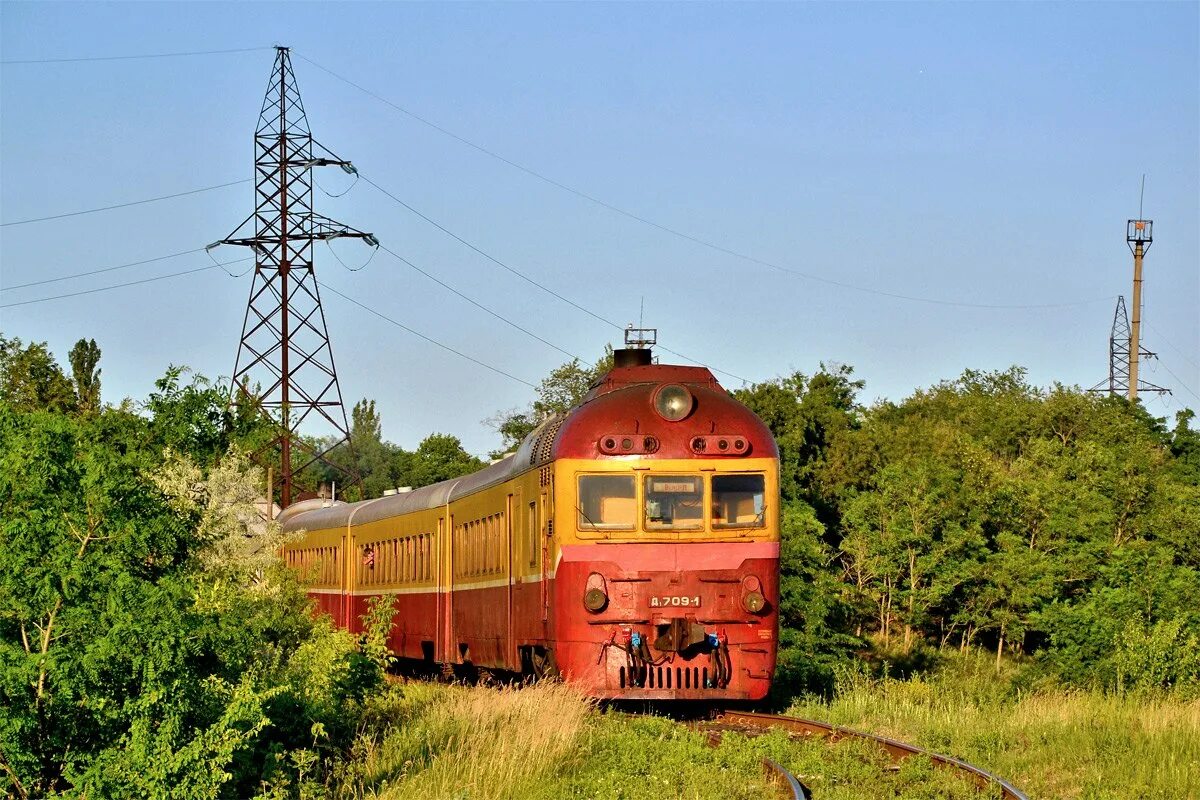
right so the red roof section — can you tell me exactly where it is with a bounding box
[552,362,778,461]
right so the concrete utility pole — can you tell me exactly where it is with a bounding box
[1126,218,1151,401]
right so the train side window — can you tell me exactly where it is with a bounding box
[577,475,637,531]
[644,475,704,530]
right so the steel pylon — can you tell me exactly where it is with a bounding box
[1088,295,1169,398]
[211,46,377,507]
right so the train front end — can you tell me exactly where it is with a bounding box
[550,350,780,701]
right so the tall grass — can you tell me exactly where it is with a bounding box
[328,656,1197,799]
[334,681,591,800]
[787,652,1200,800]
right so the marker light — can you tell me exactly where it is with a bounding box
[742,575,767,614]
[653,384,694,421]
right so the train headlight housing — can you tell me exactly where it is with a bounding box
[583,572,608,613]
[583,588,608,612]
[742,591,766,614]
[741,575,767,614]
[653,384,694,421]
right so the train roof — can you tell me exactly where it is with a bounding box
[280,357,775,533]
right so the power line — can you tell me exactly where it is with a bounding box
[375,243,582,361]
[1145,320,1200,372]
[1,179,250,227]
[318,281,538,389]
[360,175,751,383]
[0,263,236,309]
[299,53,1113,312]
[362,176,616,330]
[1,46,271,65]
[1155,360,1200,406]
[1,248,208,291]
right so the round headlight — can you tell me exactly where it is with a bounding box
[653,384,694,421]
[741,591,766,614]
[583,588,608,612]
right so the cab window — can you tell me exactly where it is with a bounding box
[578,475,636,530]
[644,475,704,530]
[712,474,766,528]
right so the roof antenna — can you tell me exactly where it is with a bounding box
[639,295,645,330]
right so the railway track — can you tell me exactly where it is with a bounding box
[697,709,1029,800]
[762,757,810,799]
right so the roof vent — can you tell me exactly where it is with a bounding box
[383,488,398,496]
[531,415,567,466]
[396,486,413,493]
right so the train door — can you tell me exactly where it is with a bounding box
[341,528,353,630]
[438,514,451,665]
[506,492,515,668]
[540,480,551,623]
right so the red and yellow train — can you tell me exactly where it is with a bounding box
[279,347,780,700]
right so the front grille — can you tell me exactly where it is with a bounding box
[619,664,711,690]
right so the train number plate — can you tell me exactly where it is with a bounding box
[649,595,701,608]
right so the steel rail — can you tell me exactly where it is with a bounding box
[708,710,1029,800]
[762,758,810,800]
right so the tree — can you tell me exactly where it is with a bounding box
[143,366,233,467]
[349,398,397,499]
[68,338,101,414]
[489,349,613,456]
[0,403,382,798]
[0,336,75,413]
[404,433,485,488]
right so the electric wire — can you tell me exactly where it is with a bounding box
[1,46,271,65]
[1,179,251,227]
[1155,360,1200,405]
[315,172,360,198]
[1144,320,1200,372]
[298,53,1114,312]
[324,239,380,272]
[359,175,751,383]
[0,262,243,309]
[374,244,582,362]
[318,281,538,389]
[1,247,207,291]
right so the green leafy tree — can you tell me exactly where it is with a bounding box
[489,349,613,456]
[403,433,485,488]
[68,338,102,414]
[0,336,75,413]
[0,392,384,798]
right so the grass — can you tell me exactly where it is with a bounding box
[785,653,1200,800]
[328,676,1027,800]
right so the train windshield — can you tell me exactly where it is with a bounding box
[644,475,704,530]
[712,474,766,528]
[577,475,637,530]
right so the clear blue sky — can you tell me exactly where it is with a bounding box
[2,1,1197,455]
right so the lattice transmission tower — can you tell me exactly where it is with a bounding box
[210,46,377,508]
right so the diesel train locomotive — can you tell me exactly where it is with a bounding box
[279,346,780,700]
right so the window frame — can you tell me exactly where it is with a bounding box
[642,473,706,531]
[576,473,638,532]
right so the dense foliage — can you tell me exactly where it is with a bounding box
[0,342,386,798]
[734,365,1200,697]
